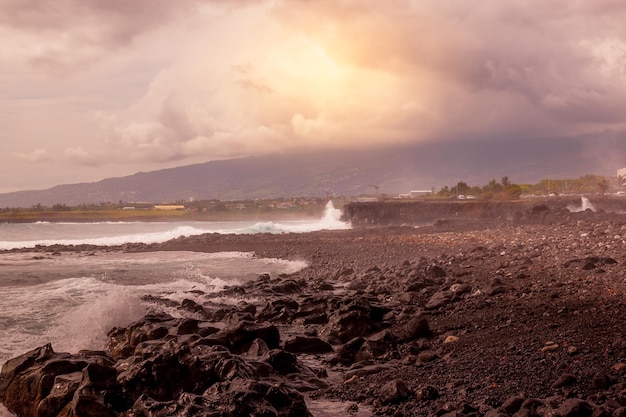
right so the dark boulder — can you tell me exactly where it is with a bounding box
[284,336,334,354]
[394,316,431,342]
[195,321,281,354]
[557,399,594,417]
[379,379,412,404]
[0,345,119,417]
[320,296,388,344]
[257,299,300,323]
[425,291,453,309]
[262,349,300,375]
[132,379,313,417]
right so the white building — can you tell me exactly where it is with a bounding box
[410,190,432,198]
[617,167,626,179]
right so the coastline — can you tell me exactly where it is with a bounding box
[2,210,626,416]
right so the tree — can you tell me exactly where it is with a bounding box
[456,181,469,194]
[505,184,523,199]
[501,176,510,187]
[597,178,609,197]
[484,179,503,193]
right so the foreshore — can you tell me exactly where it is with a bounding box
[1,208,626,416]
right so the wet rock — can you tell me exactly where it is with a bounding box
[320,297,386,343]
[258,298,300,323]
[271,279,303,294]
[320,309,373,343]
[133,379,312,417]
[196,321,280,354]
[284,336,334,354]
[0,345,118,417]
[36,372,82,417]
[365,330,398,358]
[332,337,366,365]
[176,318,199,335]
[180,298,209,318]
[57,363,123,417]
[262,349,300,375]
[116,344,201,404]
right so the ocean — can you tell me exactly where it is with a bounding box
[0,201,349,367]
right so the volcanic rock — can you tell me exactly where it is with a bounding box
[379,379,412,404]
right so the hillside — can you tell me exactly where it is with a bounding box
[1,135,625,207]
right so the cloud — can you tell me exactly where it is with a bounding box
[14,148,52,163]
[0,0,257,73]
[5,0,626,172]
[64,147,105,166]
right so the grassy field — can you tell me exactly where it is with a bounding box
[0,206,328,223]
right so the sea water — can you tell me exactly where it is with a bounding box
[0,201,349,363]
[0,202,358,416]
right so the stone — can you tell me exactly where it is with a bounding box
[428,265,447,278]
[395,316,431,342]
[553,373,577,387]
[415,385,439,401]
[557,399,593,417]
[379,379,412,404]
[321,310,372,344]
[501,396,527,415]
[591,371,616,390]
[416,350,439,364]
[262,349,300,375]
[196,321,281,354]
[35,372,83,417]
[425,291,453,309]
[271,279,303,294]
[284,336,334,354]
[332,337,366,365]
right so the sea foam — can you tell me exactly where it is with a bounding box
[0,201,350,250]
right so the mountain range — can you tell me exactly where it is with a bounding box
[2,134,625,207]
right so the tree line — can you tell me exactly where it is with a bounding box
[433,174,620,200]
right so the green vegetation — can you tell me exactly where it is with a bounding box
[0,197,332,223]
[430,174,622,201]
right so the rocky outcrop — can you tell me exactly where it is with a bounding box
[1,313,316,417]
[341,198,626,226]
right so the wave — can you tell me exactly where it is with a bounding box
[0,201,350,250]
[243,200,350,234]
[0,251,307,364]
[567,196,596,213]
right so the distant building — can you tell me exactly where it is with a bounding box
[618,167,626,179]
[153,205,186,211]
[410,190,432,198]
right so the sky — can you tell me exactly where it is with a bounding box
[2,0,626,193]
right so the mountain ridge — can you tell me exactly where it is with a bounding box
[2,136,625,207]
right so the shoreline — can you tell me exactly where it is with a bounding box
[2,212,626,416]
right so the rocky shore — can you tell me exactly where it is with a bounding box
[1,203,626,416]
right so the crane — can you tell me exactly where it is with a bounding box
[368,184,380,199]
